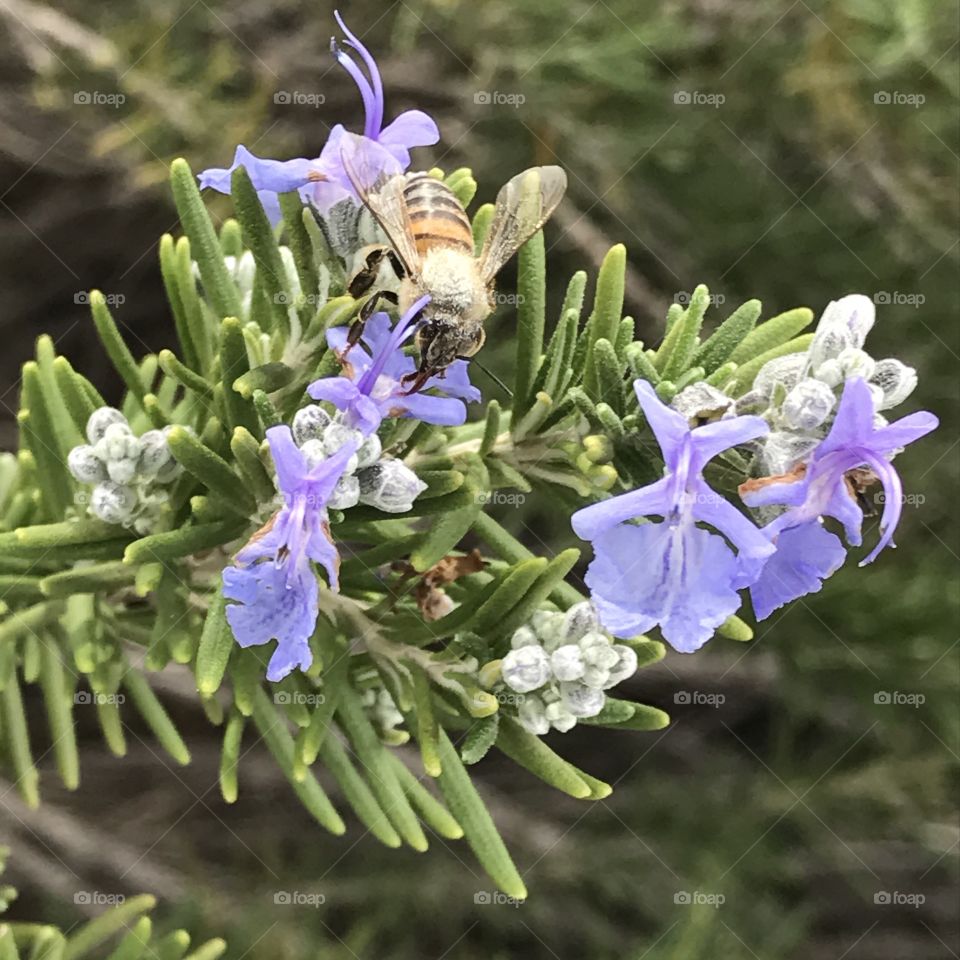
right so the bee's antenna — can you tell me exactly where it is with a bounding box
[471,359,513,398]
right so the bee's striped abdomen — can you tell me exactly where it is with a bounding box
[403,173,473,256]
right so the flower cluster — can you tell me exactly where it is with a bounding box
[197,12,438,226]
[497,602,638,735]
[573,294,937,653]
[67,408,180,533]
[222,298,477,680]
[746,295,919,475]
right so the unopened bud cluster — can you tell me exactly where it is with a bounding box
[68,407,181,533]
[734,295,918,475]
[496,602,638,735]
[361,686,405,738]
[292,404,426,513]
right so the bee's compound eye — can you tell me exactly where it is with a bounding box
[460,326,486,357]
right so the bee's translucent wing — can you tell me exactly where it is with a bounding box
[477,166,567,285]
[339,134,422,279]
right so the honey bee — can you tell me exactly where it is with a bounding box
[342,143,567,392]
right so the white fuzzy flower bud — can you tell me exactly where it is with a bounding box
[867,383,885,411]
[90,481,137,524]
[761,431,819,475]
[870,358,917,410]
[501,646,551,693]
[671,382,733,422]
[550,644,586,682]
[95,422,139,460]
[604,645,639,689]
[137,429,172,478]
[328,473,360,510]
[510,626,539,649]
[357,461,427,513]
[86,407,127,444]
[752,354,807,398]
[322,422,361,474]
[154,458,182,484]
[560,601,599,643]
[813,358,843,387]
[782,379,836,430]
[559,681,605,718]
[355,432,382,469]
[517,695,550,736]
[292,405,332,446]
[531,610,564,651]
[544,701,578,733]
[299,439,328,470]
[67,445,107,483]
[836,347,876,382]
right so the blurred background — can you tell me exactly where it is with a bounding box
[1,0,957,957]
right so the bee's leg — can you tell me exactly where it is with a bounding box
[344,247,397,352]
[386,249,406,280]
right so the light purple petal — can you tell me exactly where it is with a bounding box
[308,376,362,408]
[223,558,318,681]
[395,392,467,426]
[817,378,875,456]
[632,379,690,462]
[586,521,743,653]
[377,110,441,165]
[689,415,768,472]
[740,473,809,510]
[425,359,481,402]
[199,145,317,195]
[749,521,846,620]
[859,454,902,565]
[571,476,673,540]
[690,479,776,560]
[872,411,939,453]
[265,425,307,495]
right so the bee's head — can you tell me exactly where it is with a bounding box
[416,313,485,372]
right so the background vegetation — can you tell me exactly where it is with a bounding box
[1,0,957,957]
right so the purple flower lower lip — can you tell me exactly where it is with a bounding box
[740,377,938,619]
[572,379,772,653]
[741,377,938,566]
[222,425,356,682]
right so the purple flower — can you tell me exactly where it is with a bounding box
[198,12,439,222]
[307,297,480,434]
[572,379,773,653]
[223,425,356,681]
[740,377,938,617]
